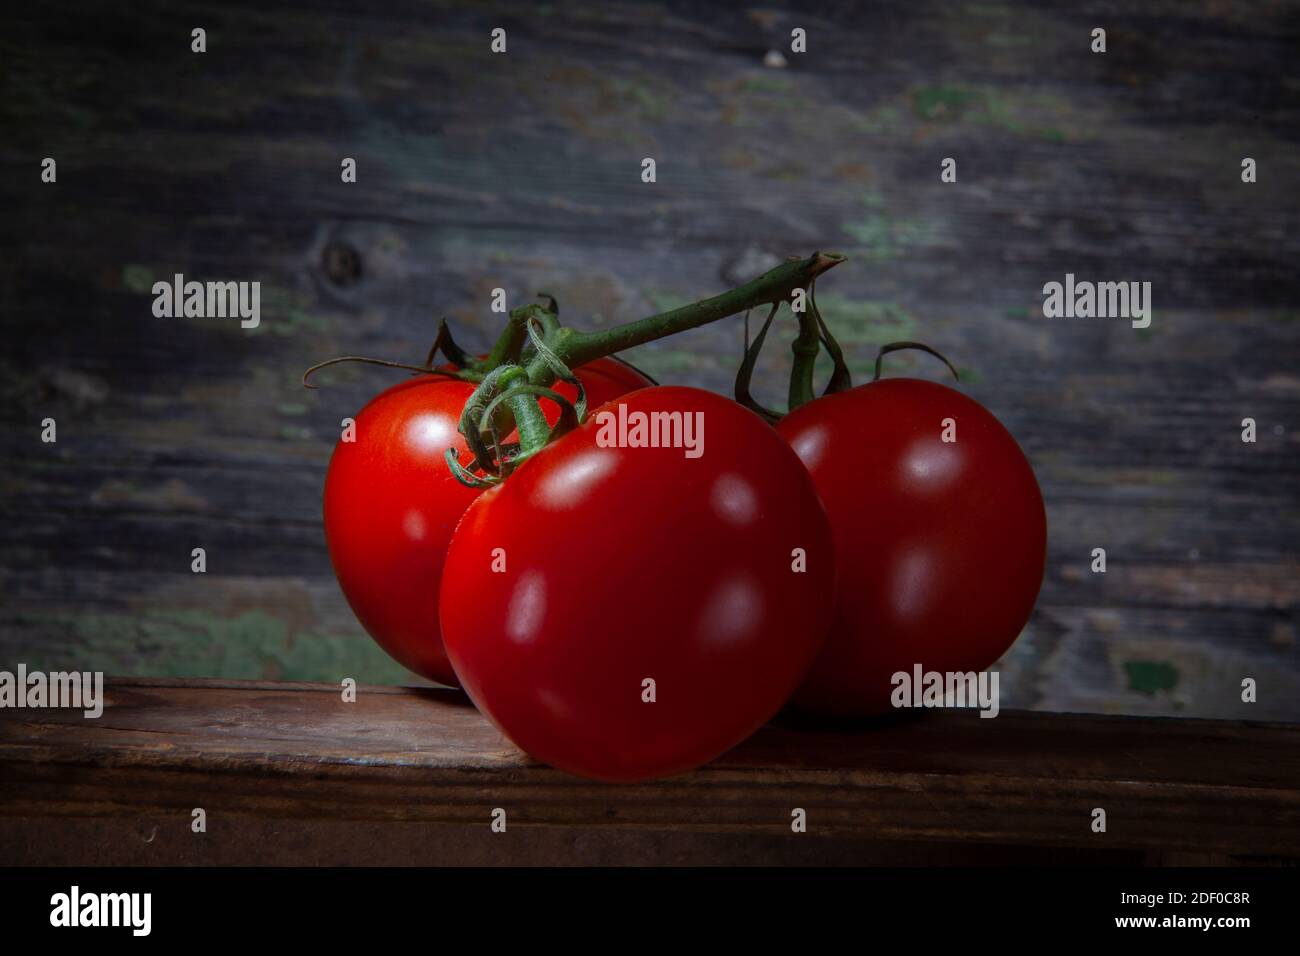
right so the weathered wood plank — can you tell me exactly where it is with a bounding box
[1,679,1297,865]
[0,818,1144,867]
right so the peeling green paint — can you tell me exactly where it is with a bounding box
[121,264,154,294]
[986,33,1033,47]
[912,85,982,122]
[739,75,797,96]
[969,88,1076,141]
[1124,660,1179,695]
[620,347,719,379]
[8,609,413,684]
[641,288,693,314]
[812,296,918,343]
[848,104,902,136]
[840,191,940,260]
[727,73,819,117]
[908,84,1078,142]
[248,287,332,337]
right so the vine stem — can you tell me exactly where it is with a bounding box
[486,302,560,369]
[448,251,847,481]
[520,252,845,387]
[787,291,821,410]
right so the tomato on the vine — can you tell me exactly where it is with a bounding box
[324,357,652,686]
[439,386,835,781]
[777,378,1046,716]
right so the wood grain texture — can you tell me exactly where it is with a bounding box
[0,2,1297,718]
[1,679,1297,865]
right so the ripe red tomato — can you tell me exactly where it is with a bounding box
[439,386,835,780]
[777,378,1046,716]
[324,357,652,686]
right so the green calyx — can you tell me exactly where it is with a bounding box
[446,318,590,487]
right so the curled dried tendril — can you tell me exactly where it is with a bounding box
[873,341,960,383]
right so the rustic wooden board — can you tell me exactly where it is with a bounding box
[1,679,1297,864]
[0,2,1297,719]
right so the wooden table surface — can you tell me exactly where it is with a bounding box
[1,3,1297,721]
[1,678,1297,865]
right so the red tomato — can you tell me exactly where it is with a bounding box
[439,386,835,780]
[324,357,652,686]
[777,378,1046,716]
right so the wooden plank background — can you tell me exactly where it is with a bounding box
[1,1,1297,719]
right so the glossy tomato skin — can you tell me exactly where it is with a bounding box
[440,386,835,781]
[324,358,652,686]
[777,378,1046,716]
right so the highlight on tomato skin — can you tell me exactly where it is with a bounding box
[777,377,1047,717]
[322,358,653,688]
[438,386,837,782]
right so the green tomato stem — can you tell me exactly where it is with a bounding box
[485,303,559,370]
[523,251,845,387]
[506,389,551,457]
[787,299,820,410]
[450,251,846,481]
